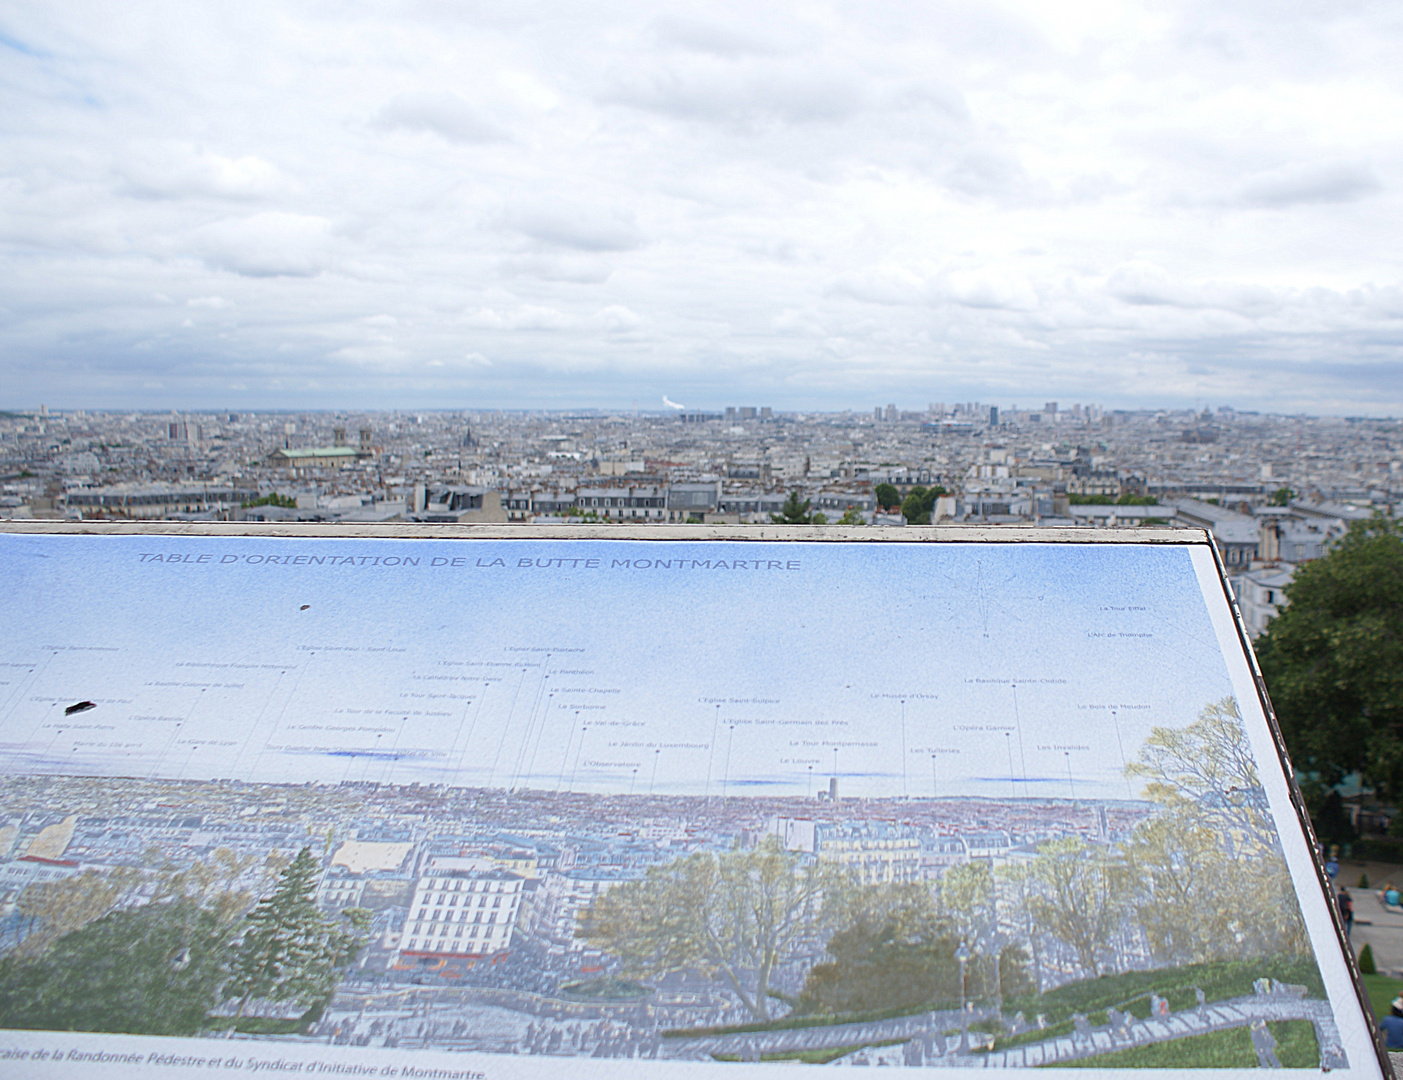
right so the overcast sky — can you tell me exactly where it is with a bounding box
[2,1,1401,414]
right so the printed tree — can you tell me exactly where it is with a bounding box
[1123,697,1309,965]
[1127,697,1277,855]
[13,867,143,956]
[578,836,837,1021]
[985,698,1311,986]
[797,885,955,1016]
[1023,837,1130,978]
[939,861,996,953]
[224,847,370,1020]
[0,898,234,1036]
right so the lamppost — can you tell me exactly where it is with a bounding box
[955,942,971,1053]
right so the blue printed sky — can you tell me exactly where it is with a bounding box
[0,534,1240,799]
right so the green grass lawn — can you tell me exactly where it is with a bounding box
[1045,1021,1319,1069]
[990,956,1324,1054]
[670,956,1326,1044]
[204,1015,308,1035]
[1361,973,1403,1018]
[1011,956,1325,1022]
[559,975,651,1000]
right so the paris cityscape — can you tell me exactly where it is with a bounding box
[2,402,1397,642]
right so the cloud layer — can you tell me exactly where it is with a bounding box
[1,0,1402,412]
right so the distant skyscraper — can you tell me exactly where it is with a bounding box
[989,406,999,426]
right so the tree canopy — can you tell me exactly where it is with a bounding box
[0,844,368,1037]
[771,490,826,525]
[1067,493,1158,506]
[900,485,948,525]
[1123,698,1308,966]
[0,899,233,1035]
[873,483,900,512]
[578,836,838,1021]
[224,847,370,1020]
[1256,515,1403,807]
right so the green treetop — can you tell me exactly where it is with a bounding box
[0,898,234,1036]
[901,485,948,525]
[241,493,297,509]
[1257,514,1403,808]
[223,847,370,1020]
[578,836,839,1021]
[1067,493,1157,505]
[771,490,826,525]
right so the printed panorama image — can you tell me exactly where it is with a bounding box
[0,697,1345,1069]
[0,535,1357,1070]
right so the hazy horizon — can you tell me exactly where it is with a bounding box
[6,400,1400,421]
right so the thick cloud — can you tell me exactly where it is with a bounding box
[371,92,508,145]
[504,202,644,252]
[190,213,334,278]
[1,0,1402,412]
[120,144,288,201]
[1233,161,1382,207]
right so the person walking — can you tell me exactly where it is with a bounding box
[1338,887,1354,940]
